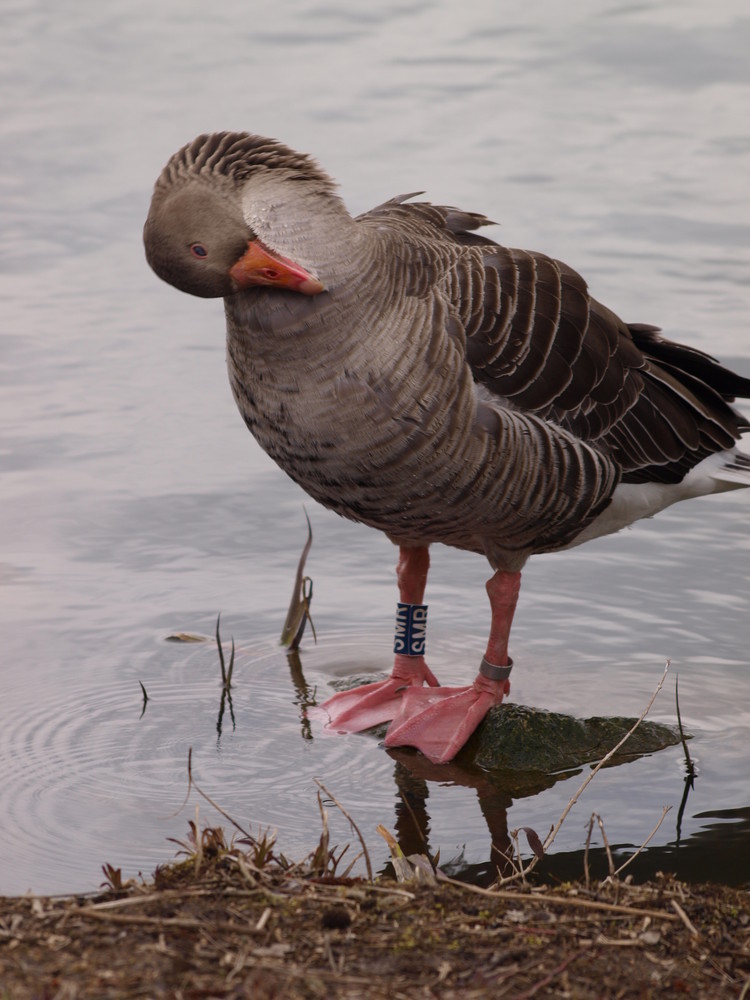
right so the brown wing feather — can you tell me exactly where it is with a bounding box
[371,199,749,485]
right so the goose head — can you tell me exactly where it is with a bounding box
[143,132,338,299]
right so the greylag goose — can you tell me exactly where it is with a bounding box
[144,131,750,763]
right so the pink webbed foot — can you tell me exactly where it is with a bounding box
[383,567,520,763]
[384,667,511,764]
[311,655,439,734]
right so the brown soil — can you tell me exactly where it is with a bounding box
[1,826,748,999]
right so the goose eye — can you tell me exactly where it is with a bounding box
[190,243,208,259]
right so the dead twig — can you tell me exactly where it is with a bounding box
[675,673,696,844]
[80,889,220,912]
[490,663,671,889]
[138,680,149,719]
[674,674,693,772]
[613,805,671,879]
[597,813,615,878]
[435,871,681,922]
[162,747,196,820]
[670,898,699,938]
[542,660,670,856]
[215,613,235,690]
[505,827,543,884]
[583,814,594,890]
[168,748,256,847]
[281,510,316,650]
[314,779,373,882]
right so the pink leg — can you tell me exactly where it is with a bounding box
[484,570,521,666]
[384,569,521,763]
[311,546,439,733]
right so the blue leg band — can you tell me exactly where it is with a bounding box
[393,603,428,656]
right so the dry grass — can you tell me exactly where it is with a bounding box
[1,818,748,999]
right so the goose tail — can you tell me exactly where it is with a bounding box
[712,449,750,488]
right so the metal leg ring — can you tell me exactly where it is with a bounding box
[479,655,513,681]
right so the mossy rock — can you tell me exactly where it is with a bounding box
[326,675,682,779]
[466,702,681,773]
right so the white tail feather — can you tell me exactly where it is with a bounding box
[569,447,749,548]
[712,450,750,487]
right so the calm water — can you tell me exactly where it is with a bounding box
[1,0,749,895]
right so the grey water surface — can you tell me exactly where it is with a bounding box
[1,0,749,895]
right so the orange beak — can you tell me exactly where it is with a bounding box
[229,240,325,296]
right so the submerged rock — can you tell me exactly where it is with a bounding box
[324,675,682,783]
[466,702,681,773]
